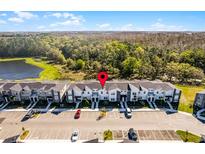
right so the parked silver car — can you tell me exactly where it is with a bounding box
[71,130,79,142]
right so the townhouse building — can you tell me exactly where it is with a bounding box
[0,81,69,104]
[66,80,181,110]
[193,90,205,114]
[0,80,181,110]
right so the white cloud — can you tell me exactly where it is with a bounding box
[50,19,81,27]
[51,12,78,19]
[43,14,48,18]
[0,19,6,24]
[14,11,38,19]
[48,12,85,27]
[49,13,85,27]
[94,21,185,31]
[0,13,7,16]
[8,17,24,23]
[52,13,62,18]
[97,23,111,29]
[37,25,46,29]
[157,18,162,22]
[120,24,136,31]
[8,11,37,23]
[150,22,185,31]
[117,19,186,31]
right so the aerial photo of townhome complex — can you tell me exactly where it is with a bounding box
[0,11,205,143]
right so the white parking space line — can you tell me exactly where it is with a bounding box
[44,128,51,139]
[54,129,60,139]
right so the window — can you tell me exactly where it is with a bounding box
[133,92,136,95]
[87,92,89,94]
[101,91,103,94]
[111,98,115,101]
[196,95,203,106]
[104,97,108,99]
[111,93,115,95]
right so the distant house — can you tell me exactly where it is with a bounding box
[193,90,205,114]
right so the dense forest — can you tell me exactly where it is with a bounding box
[1,32,205,84]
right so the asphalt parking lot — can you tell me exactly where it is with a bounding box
[0,110,205,142]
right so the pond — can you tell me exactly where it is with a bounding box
[0,60,43,80]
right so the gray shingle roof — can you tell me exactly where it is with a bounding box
[70,80,176,91]
[10,83,22,91]
[0,81,69,92]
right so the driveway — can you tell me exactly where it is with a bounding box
[0,111,205,142]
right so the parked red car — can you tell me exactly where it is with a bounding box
[74,109,81,119]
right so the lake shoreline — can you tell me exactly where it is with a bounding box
[0,57,61,80]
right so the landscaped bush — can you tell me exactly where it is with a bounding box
[20,130,29,140]
[81,99,90,108]
[176,130,201,143]
[103,130,113,140]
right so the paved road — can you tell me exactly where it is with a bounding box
[0,111,205,141]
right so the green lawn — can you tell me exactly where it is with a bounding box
[176,130,201,143]
[25,58,61,80]
[176,84,205,113]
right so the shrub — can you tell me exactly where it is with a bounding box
[20,130,29,140]
[103,130,113,140]
[176,130,201,143]
[81,99,90,108]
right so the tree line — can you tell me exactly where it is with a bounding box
[0,32,205,84]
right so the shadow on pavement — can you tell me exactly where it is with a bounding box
[3,135,20,143]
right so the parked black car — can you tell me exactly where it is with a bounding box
[128,128,137,141]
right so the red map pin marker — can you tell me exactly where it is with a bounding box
[98,71,108,88]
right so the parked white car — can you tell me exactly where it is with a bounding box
[71,130,79,142]
[125,108,132,118]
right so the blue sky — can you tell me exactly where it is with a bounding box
[0,11,205,31]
